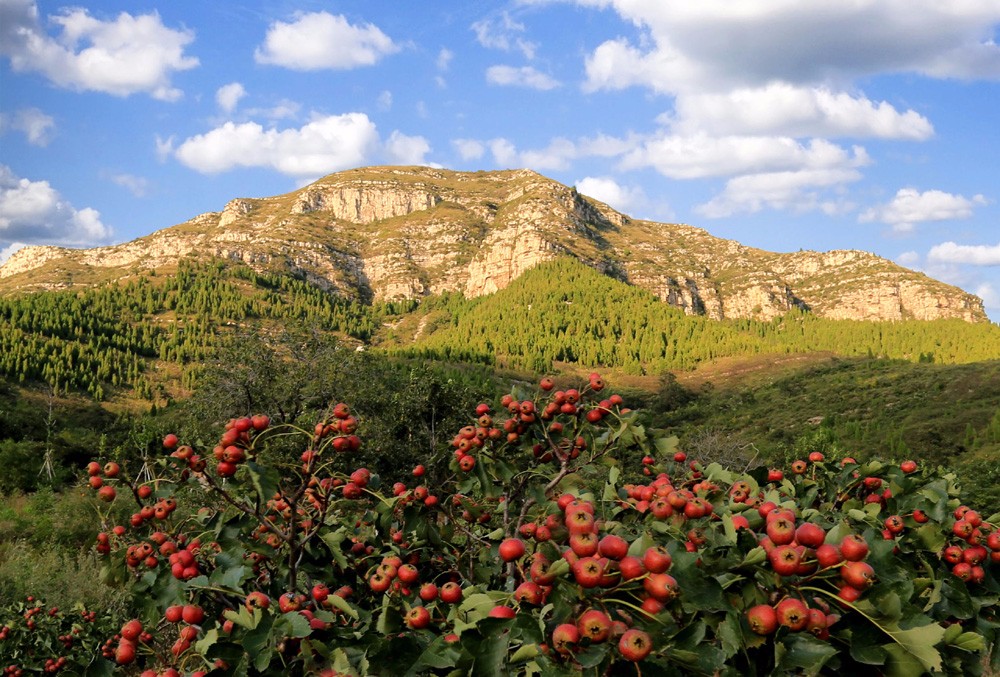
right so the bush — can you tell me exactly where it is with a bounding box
[3,376,1000,675]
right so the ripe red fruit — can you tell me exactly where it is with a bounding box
[841,561,876,589]
[514,581,544,606]
[808,452,824,463]
[440,582,463,604]
[619,556,645,581]
[900,460,917,473]
[405,606,431,629]
[572,557,605,588]
[86,461,102,476]
[419,583,438,602]
[103,462,120,478]
[115,639,137,665]
[499,538,526,562]
[643,546,672,573]
[840,534,869,561]
[120,619,142,642]
[775,598,809,631]
[618,628,653,662]
[643,573,679,601]
[766,515,796,546]
[815,544,843,569]
[794,522,825,549]
[412,464,425,477]
[552,623,580,655]
[245,591,270,610]
[165,605,184,623]
[163,434,178,449]
[577,609,613,643]
[791,460,807,474]
[769,545,802,577]
[181,605,205,625]
[97,485,116,502]
[746,604,778,635]
[767,468,784,482]
[540,377,555,391]
[312,583,329,603]
[488,605,516,619]
[884,515,905,535]
[673,452,687,463]
[598,534,629,561]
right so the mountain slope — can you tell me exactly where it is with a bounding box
[0,166,986,322]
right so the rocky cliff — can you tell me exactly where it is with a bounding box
[0,166,987,322]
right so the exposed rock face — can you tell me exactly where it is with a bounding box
[0,166,988,322]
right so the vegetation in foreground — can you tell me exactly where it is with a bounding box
[2,375,999,675]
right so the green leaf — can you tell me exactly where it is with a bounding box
[195,628,219,655]
[326,592,359,620]
[247,461,280,506]
[275,611,312,638]
[774,633,838,676]
[914,523,946,553]
[320,529,349,570]
[953,631,986,652]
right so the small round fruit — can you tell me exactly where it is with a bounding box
[618,628,653,662]
[498,538,526,562]
[746,604,778,635]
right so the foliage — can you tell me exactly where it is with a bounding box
[6,377,1000,675]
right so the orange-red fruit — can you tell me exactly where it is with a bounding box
[618,628,653,662]
[499,538,526,562]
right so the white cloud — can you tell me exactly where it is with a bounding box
[489,138,519,166]
[377,90,393,111]
[897,251,921,268]
[385,131,431,165]
[0,108,56,146]
[696,168,863,218]
[255,12,398,70]
[576,2,1000,94]
[621,134,869,180]
[453,139,485,161]
[0,242,27,265]
[975,283,1000,309]
[472,11,536,59]
[668,83,933,140]
[575,176,649,214]
[245,100,301,122]
[108,173,150,197]
[215,83,246,113]
[928,241,1000,266]
[860,188,988,232]
[0,166,111,246]
[486,65,560,90]
[437,48,454,70]
[173,114,380,177]
[0,0,197,100]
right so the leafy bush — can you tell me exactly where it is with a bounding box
[3,376,1000,675]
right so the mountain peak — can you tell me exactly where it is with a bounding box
[0,166,986,322]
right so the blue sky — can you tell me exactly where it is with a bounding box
[2,0,999,321]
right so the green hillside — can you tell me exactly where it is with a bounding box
[1,256,998,406]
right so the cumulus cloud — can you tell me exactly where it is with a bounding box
[216,83,246,113]
[928,241,1000,266]
[171,114,432,177]
[575,176,649,214]
[453,139,486,161]
[173,114,380,177]
[696,168,863,218]
[0,0,197,100]
[897,251,921,268]
[486,65,560,90]
[860,188,988,232]
[668,84,933,140]
[437,48,454,71]
[385,131,431,165]
[0,107,56,146]
[472,11,536,59]
[0,166,111,247]
[577,1,1000,94]
[255,12,398,70]
[621,134,869,180]
[975,283,999,309]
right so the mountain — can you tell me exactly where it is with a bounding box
[0,166,986,323]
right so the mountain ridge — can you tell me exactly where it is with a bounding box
[0,165,987,322]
